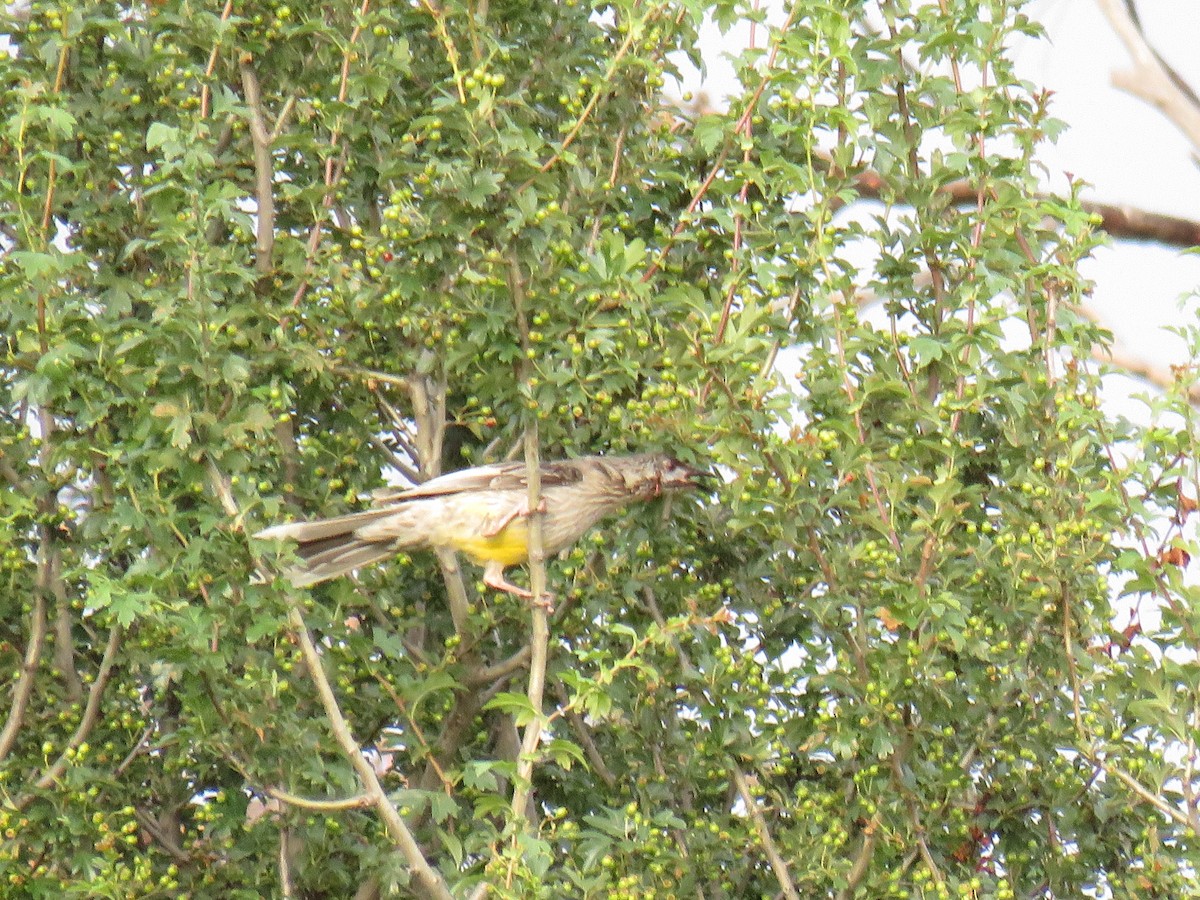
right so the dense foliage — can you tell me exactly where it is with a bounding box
[1,0,1197,897]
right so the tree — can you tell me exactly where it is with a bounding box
[1,0,1196,897]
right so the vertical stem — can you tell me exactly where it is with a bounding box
[507,254,549,832]
[509,433,547,824]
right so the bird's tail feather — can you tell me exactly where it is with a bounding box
[283,539,398,587]
[255,507,413,586]
[255,507,401,544]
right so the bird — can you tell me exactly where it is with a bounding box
[254,453,704,597]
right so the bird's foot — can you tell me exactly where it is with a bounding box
[481,497,548,538]
[483,568,533,598]
[483,561,553,611]
[520,497,548,517]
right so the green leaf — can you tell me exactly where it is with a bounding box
[543,738,586,770]
[146,121,180,151]
[908,335,945,366]
[10,250,66,279]
[482,692,539,727]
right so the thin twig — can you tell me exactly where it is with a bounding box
[265,785,372,811]
[134,808,192,862]
[417,0,466,102]
[115,724,155,775]
[518,7,656,189]
[288,0,370,308]
[39,18,69,233]
[551,680,617,789]
[646,0,801,286]
[200,0,235,119]
[1102,761,1196,830]
[373,672,455,795]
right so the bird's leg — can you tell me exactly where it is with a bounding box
[480,497,548,538]
[482,559,533,598]
[482,560,555,611]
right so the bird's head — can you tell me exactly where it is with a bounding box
[622,453,709,499]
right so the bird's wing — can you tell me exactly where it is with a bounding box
[372,457,588,503]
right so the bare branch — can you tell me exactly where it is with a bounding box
[0,541,50,762]
[265,786,372,812]
[731,764,800,900]
[853,166,1200,248]
[1093,340,1200,406]
[468,646,531,687]
[287,601,453,899]
[1096,0,1200,154]
[507,251,550,834]
[28,626,122,796]
[239,56,276,273]
[1081,199,1200,248]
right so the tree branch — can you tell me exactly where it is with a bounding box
[27,626,122,797]
[551,679,617,790]
[0,538,50,762]
[239,56,276,274]
[265,785,372,811]
[287,600,453,899]
[507,252,550,835]
[1102,760,1197,831]
[1096,0,1200,154]
[1093,338,1200,405]
[837,809,883,900]
[849,164,1200,248]
[51,565,82,702]
[279,826,296,899]
[229,440,449,894]
[731,764,800,900]
[468,645,531,687]
[134,807,192,862]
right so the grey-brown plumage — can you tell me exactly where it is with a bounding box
[254,453,703,596]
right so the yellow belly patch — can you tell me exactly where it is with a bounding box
[450,519,530,566]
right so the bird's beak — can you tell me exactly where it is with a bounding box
[667,460,713,490]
